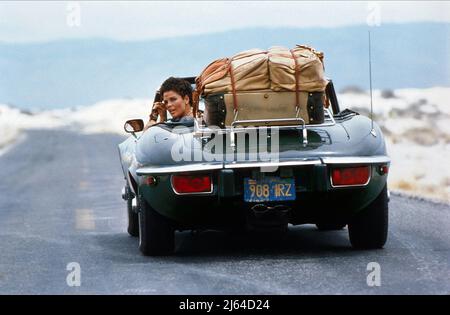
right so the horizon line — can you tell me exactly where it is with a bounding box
[0,21,448,45]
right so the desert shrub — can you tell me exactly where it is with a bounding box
[381,89,396,99]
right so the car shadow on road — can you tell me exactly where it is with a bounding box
[92,224,376,263]
[173,225,356,259]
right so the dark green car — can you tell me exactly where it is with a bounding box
[118,79,390,256]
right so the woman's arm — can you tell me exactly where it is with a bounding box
[143,102,167,131]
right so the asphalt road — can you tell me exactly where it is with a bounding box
[0,129,449,294]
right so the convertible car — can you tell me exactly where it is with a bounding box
[118,78,390,256]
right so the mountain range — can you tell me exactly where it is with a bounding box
[0,22,448,109]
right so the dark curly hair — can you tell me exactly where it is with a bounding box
[160,77,193,105]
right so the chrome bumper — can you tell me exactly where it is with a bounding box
[136,156,391,175]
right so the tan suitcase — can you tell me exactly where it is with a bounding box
[203,90,325,128]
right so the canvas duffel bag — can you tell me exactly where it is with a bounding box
[195,45,328,127]
[197,49,270,95]
[268,45,328,92]
[196,45,328,95]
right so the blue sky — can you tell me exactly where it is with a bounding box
[1,1,449,42]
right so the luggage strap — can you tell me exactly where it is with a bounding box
[228,60,238,113]
[192,89,200,118]
[289,49,300,112]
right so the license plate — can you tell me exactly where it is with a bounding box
[244,177,296,202]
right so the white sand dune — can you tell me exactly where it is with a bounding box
[340,87,450,203]
[1,87,450,203]
[0,98,150,139]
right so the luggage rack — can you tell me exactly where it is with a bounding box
[194,108,336,149]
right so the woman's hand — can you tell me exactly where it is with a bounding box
[152,102,167,118]
[144,101,167,131]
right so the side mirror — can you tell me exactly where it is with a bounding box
[124,119,144,133]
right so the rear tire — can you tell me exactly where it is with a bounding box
[348,184,388,249]
[316,223,346,231]
[126,186,139,237]
[138,197,175,256]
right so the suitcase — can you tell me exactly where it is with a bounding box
[203,90,325,128]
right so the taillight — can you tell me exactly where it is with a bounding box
[171,174,212,194]
[331,166,370,187]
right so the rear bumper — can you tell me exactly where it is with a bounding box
[137,156,390,228]
[136,155,390,175]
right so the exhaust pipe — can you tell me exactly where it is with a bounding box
[248,203,291,231]
[251,204,269,218]
[251,204,291,219]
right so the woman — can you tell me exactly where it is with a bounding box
[143,77,194,131]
